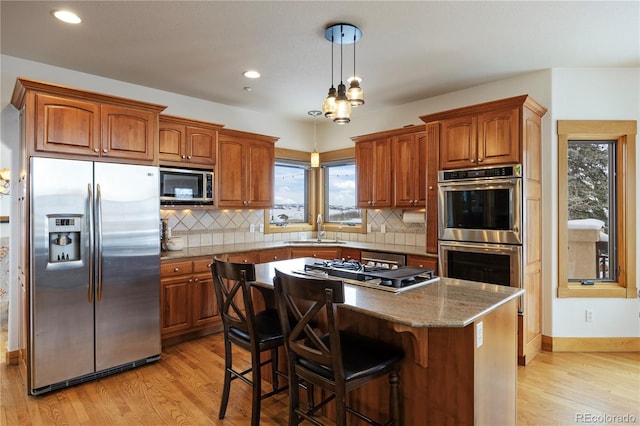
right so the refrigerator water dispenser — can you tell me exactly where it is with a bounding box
[48,215,81,263]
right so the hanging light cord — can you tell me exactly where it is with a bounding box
[340,26,344,84]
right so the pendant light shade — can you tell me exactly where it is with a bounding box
[321,23,363,124]
[308,110,322,167]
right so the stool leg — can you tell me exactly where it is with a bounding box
[251,350,262,426]
[271,347,279,391]
[389,370,400,426]
[219,337,233,419]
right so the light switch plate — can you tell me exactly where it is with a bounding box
[381,224,386,233]
[476,321,483,348]
[250,224,255,233]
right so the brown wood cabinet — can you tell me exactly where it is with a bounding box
[393,129,426,208]
[435,105,520,170]
[353,137,392,208]
[290,247,340,260]
[340,247,361,262]
[406,254,438,275]
[11,78,165,164]
[217,129,277,208]
[159,115,223,168]
[160,258,219,341]
[421,94,547,365]
[258,247,291,263]
[425,123,439,254]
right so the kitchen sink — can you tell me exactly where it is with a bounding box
[286,239,347,245]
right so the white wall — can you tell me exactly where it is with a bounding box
[2,53,638,351]
[549,68,640,338]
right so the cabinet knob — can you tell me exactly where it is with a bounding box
[207,263,212,268]
[94,148,100,153]
[193,277,199,282]
[103,148,108,153]
[478,158,483,162]
[181,155,186,159]
[368,200,372,205]
[273,256,278,260]
[187,155,192,159]
[470,158,476,163]
[174,267,180,272]
[429,186,434,190]
[188,278,193,283]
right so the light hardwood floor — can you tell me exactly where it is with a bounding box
[1,313,638,425]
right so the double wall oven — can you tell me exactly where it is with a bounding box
[437,165,524,313]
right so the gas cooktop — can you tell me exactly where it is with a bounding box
[298,259,439,293]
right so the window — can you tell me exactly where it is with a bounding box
[267,162,310,229]
[557,120,637,298]
[323,162,361,225]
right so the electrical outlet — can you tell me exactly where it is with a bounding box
[250,224,255,233]
[367,224,372,233]
[381,224,386,233]
[476,321,483,348]
[259,223,264,233]
[585,309,593,322]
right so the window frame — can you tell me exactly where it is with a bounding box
[557,120,637,298]
[321,160,367,235]
[264,149,315,234]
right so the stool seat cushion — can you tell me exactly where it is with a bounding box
[298,331,404,382]
[229,309,283,345]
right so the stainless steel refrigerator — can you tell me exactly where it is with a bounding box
[30,157,161,395]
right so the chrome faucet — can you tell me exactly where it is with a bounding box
[317,214,325,241]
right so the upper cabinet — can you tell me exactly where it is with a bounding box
[159,115,223,168]
[392,128,426,208]
[11,78,166,164]
[217,128,278,208]
[420,95,546,171]
[353,136,392,208]
[352,125,428,209]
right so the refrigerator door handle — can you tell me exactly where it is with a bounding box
[88,183,94,304]
[96,183,103,302]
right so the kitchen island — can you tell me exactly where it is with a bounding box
[253,258,523,426]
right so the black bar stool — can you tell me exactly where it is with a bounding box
[273,268,404,426]
[211,258,287,426]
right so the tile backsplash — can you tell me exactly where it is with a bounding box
[162,209,426,248]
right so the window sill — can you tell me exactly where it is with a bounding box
[558,283,634,298]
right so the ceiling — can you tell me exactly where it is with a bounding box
[1,1,638,122]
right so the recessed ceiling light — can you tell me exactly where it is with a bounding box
[243,70,260,79]
[52,10,82,24]
[243,86,253,92]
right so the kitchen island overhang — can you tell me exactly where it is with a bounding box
[252,258,523,426]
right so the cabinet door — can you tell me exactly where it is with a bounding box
[355,141,374,207]
[186,126,217,166]
[393,132,426,208]
[159,121,186,162]
[35,93,100,156]
[425,124,439,254]
[191,272,219,328]
[160,276,192,335]
[101,104,157,162]
[372,139,392,207]
[217,136,245,207]
[439,116,476,170]
[476,107,520,166]
[246,139,274,207]
[355,138,392,208]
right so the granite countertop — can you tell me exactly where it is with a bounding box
[252,258,524,328]
[160,240,437,260]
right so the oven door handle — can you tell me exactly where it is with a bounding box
[438,178,519,190]
[439,241,521,253]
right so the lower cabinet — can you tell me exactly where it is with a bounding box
[407,254,439,275]
[160,257,219,342]
[290,247,340,260]
[258,247,291,263]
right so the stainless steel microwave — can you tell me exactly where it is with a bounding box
[160,167,213,205]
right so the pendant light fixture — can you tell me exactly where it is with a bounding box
[308,110,321,167]
[322,23,363,124]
